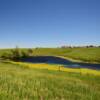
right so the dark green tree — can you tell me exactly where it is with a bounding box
[12,46,22,60]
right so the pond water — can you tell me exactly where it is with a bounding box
[19,56,100,70]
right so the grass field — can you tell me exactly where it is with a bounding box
[0,47,100,63]
[0,62,100,100]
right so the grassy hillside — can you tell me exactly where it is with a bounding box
[30,47,100,63]
[0,62,100,100]
[0,47,100,63]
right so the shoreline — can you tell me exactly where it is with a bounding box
[55,56,100,64]
[0,55,100,64]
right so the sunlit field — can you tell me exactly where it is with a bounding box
[0,0,100,99]
[0,62,100,100]
[0,47,100,100]
[10,61,100,76]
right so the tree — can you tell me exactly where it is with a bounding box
[28,48,33,56]
[12,46,22,60]
[21,51,28,58]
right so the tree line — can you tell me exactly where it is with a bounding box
[61,45,100,48]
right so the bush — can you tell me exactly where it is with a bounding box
[1,52,13,59]
[27,48,33,56]
[11,46,22,60]
[21,51,29,58]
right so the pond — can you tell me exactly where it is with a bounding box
[19,56,100,70]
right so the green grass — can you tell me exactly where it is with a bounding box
[0,62,100,100]
[9,61,100,76]
[0,47,100,63]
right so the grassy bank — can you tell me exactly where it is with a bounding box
[0,47,100,63]
[0,62,100,100]
[9,61,100,76]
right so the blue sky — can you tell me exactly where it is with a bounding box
[0,0,100,48]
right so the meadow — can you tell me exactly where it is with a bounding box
[0,47,100,100]
[0,62,100,100]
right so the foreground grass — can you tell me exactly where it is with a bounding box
[0,62,100,100]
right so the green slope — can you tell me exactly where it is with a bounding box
[0,62,100,100]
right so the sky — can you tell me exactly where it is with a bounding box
[0,0,100,48]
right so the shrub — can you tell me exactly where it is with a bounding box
[11,46,22,60]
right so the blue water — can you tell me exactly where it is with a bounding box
[19,56,100,70]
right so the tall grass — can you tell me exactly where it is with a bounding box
[0,62,100,100]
